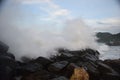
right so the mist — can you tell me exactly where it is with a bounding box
[0,0,99,60]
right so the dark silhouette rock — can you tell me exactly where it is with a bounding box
[51,76,69,80]
[0,65,13,80]
[16,60,43,76]
[0,41,119,80]
[21,70,57,80]
[32,57,53,68]
[21,56,32,63]
[20,63,43,73]
[96,32,120,46]
[0,41,9,53]
[1,52,15,60]
[63,63,79,78]
[97,61,120,80]
[0,54,16,80]
[51,49,99,63]
[48,61,69,73]
[103,59,120,74]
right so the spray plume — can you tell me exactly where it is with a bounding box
[0,0,99,60]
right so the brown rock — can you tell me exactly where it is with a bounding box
[70,67,89,80]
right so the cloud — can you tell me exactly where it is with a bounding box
[13,0,71,22]
[52,9,69,16]
[98,18,120,26]
[39,1,71,21]
[85,17,120,33]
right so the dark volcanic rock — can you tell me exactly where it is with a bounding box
[103,59,120,74]
[0,56,16,80]
[51,49,99,63]
[1,52,15,60]
[0,53,16,80]
[21,56,32,63]
[97,61,120,80]
[0,40,120,80]
[0,65,13,80]
[32,57,53,68]
[48,61,69,73]
[63,63,79,78]
[51,76,69,80]
[19,62,43,74]
[21,70,57,80]
[0,41,16,80]
[0,41,9,53]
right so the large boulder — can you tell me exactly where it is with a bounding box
[48,61,69,73]
[103,59,120,74]
[16,57,52,76]
[0,41,16,80]
[50,49,100,63]
[0,65,14,80]
[21,70,57,80]
[0,54,16,80]
[63,63,79,78]
[97,61,120,80]
[1,52,15,60]
[51,76,69,80]
[70,67,89,80]
[32,57,53,68]
[18,62,43,75]
[0,41,9,53]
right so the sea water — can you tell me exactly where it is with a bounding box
[99,46,120,60]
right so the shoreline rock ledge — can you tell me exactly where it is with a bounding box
[0,41,120,80]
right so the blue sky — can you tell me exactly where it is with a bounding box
[1,0,120,33]
[53,0,120,19]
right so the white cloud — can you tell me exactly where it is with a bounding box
[40,1,71,21]
[53,9,69,16]
[85,17,120,33]
[100,18,120,26]
[14,0,71,22]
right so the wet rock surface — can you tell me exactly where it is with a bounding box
[0,41,16,80]
[0,41,9,53]
[51,76,69,80]
[103,59,120,74]
[0,41,120,80]
[48,61,68,73]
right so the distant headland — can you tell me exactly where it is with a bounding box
[96,32,120,46]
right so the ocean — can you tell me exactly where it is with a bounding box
[99,46,120,60]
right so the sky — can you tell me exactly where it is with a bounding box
[1,0,120,33]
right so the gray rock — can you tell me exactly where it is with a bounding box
[63,63,78,78]
[0,41,9,53]
[51,76,69,80]
[48,61,68,73]
[33,57,53,67]
[97,61,120,80]
[0,54,16,80]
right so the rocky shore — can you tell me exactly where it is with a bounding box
[0,41,120,80]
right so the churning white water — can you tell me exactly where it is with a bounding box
[99,46,120,60]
